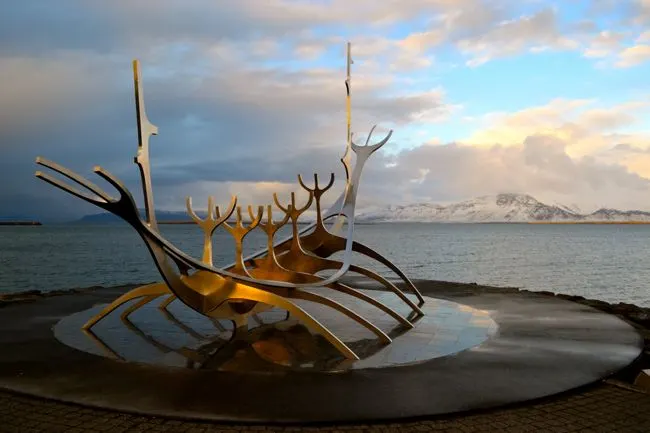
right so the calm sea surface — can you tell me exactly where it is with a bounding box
[1,223,650,306]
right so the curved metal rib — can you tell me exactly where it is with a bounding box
[299,230,425,306]
[267,173,422,317]
[285,289,390,343]
[222,288,359,360]
[347,241,423,304]
[235,131,422,303]
[276,249,422,318]
[243,205,398,334]
[82,282,170,330]
[120,294,163,322]
[288,172,425,306]
[348,264,422,314]
[158,293,177,311]
[151,238,360,359]
[159,306,215,341]
[267,186,420,323]
[245,205,402,338]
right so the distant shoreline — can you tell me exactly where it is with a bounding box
[525,221,650,225]
[0,221,42,226]
[364,221,650,225]
[158,221,318,225]
[5,220,650,226]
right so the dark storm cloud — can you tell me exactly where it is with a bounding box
[0,2,116,55]
[0,14,449,220]
[0,0,513,221]
[0,1,341,57]
[2,1,649,221]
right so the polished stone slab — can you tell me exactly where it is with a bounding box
[54,290,497,372]
[0,281,642,423]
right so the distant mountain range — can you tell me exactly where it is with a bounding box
[356,194,650,223]
[23,193,649,224]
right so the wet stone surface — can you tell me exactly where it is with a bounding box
[54,290,497,372]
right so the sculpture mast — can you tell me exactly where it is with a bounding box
[331,42,354,235]
[346,41,353,156]
[132,60,160,232]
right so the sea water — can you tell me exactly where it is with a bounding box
[1,223,649,306]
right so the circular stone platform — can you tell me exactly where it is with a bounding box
[0,281,642,423]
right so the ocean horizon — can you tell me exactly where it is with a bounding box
[2,222,649,306]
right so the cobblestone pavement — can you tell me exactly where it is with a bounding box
[0,382,649,432]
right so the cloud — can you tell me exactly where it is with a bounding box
[0,1,618,75]
[578,4,650,68]
[376,135,650,212]
[0,35,451,221]
[457,8,579,66]
[638,31,650,43]
[461,99,650,158]
[400,5,597,66]
[605,141,650,180]
[0,1,472,56]
[615,44,650,67]
[0,53,123,138]
[628,0,650,25]
[582,30,625,58]
[2,0,650,222]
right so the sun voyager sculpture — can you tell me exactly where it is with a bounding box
[35,43,425,361]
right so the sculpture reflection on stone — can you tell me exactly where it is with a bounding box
[35,44,425,361]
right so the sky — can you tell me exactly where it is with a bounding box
[1,0,650,221]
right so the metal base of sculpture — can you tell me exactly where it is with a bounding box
[35,43,425,361]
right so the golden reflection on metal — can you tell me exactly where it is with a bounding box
[274,173,424,316]
[158,294,176,311]
[81,282,170,330]
[36,43,427,361]
[267,192,412,330]
[177,265,361,359]
[186,195,237,265]
[244,205,395,341]
[81,308,360,371]
[238,43,424,304]
[82,328,123,360]
[251,204,292,280]
[222,205,264,275]
[159,306,211,340]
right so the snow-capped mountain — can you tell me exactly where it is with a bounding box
[357,194,650,223]
[585,208,650,222]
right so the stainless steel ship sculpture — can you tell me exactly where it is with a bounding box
[35,43,425,360]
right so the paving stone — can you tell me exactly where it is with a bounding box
[1,383,650,432]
